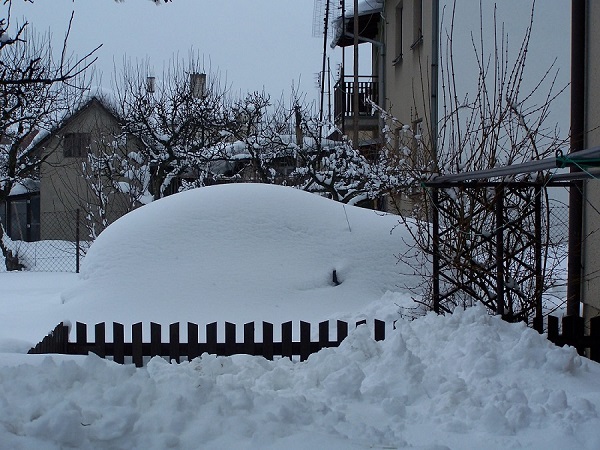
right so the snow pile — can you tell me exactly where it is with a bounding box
[1,306,599,449]
[60,183,413,327]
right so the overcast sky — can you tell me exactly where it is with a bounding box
[4,0,569,133]
[5,0,328,104]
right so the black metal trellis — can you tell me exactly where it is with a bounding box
[423,146,600,328]
[425,179,569,331]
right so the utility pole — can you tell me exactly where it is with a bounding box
[352,0,359,148]
[318,0,331,149]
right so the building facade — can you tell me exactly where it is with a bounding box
[581,1,600,324]
[331,0,439,213]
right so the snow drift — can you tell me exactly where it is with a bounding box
[2,307,599,449]
[60,184,413,327]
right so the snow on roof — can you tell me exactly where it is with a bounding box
[347,0,385,16]
[331,0,385,47]
[8,178,40,196]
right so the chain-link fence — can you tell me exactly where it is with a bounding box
[544,196,570,316]
[2,210,91,273]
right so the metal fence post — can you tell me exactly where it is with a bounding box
[76,209,80,274]
[495,185,505,317]
[432,188,440,314]
[533,184,544,332]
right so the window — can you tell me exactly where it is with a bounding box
[4,194,40,242]
[412,0,423,48]
[63,133,91,158]
[394,2,403,64]
[9,200,27,241]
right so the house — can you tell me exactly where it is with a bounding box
[32,97,137,242]
[330,0,439,213]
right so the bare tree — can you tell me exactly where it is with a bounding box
[0,1,98,269]
[389,0,569,324]
[112,55,244,199]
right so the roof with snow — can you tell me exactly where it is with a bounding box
[331,0,384,48]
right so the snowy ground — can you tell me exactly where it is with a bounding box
[1,184,599,449]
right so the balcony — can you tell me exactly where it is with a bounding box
[333,76,379,132]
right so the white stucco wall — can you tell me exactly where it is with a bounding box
[582,1,600,322]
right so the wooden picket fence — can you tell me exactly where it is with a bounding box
[547,314,600,362]
[28,315,600,367]
[28,319,386,367]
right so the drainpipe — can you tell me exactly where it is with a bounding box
[353,0,360,147]
[430,0,439,167]
[379,28,386,117]
[318,0,331,149]
[567,0,585,317]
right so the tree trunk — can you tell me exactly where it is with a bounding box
[0,223,23,271]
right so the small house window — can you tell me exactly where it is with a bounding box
[63,133,91,158]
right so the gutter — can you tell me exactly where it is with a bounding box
[430,0,439,165]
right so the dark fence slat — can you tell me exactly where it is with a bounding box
[132,323,143,368]
[45,325,55,353]
[337,320,348,344]
[547,315,559,343]
[169,323,180,363]
[319,321,329,350]
[590,316,600,363]
[300,321,311,361]
[374,319,385,341]
[94,323,106,358]
[225,322,236,356]
[589,316,600,362]
[53,326,61,352]
[188,322,199,361]
[58,323,68,354]
[113,322,125,364]
[206,322,217,354]
[244,322,255,355]
[262,321,274,360]
[563,315,585,355]
[282,321,292,359]
[150,323,161,358]
[76,322,87,355]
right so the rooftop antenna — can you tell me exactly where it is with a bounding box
[312,0,335,39]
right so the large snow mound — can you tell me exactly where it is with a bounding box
[61,184,413,326]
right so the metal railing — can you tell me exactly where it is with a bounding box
[333,76,379,124]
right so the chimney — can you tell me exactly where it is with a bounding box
[190,73,207,98]
[146,76,156,94]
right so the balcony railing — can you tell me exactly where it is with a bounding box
[333,76,379,125]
